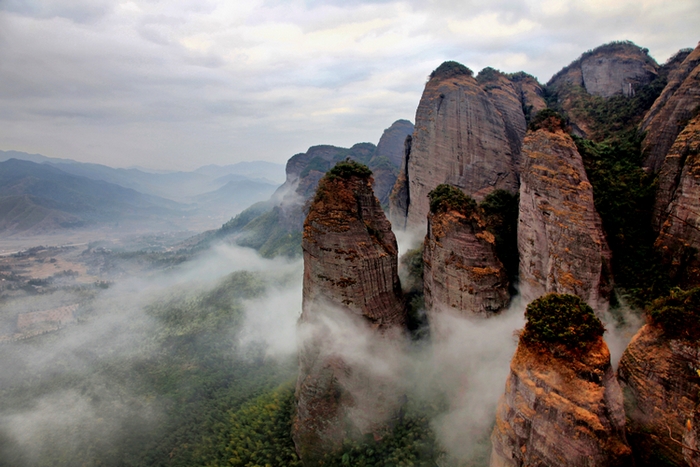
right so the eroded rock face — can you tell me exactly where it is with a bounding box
[653,114,700,287]
[641,43,700,171]
[371,120,414,206]
[490,336,633,467]
[293,167,406,464]
[517,127,612,310]
[547,42,659,137]
[390,63,519,230]
[423,207,509,323]
[618,324,700,466]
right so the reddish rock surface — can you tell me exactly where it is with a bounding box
[293,166,406,464]
[490,336,632,467]
[618,324,700,466]
[389,63,519,230]
[423,206,509,323]
[517,127,612,310]
[653,114,700,287]
[641,43,700,171]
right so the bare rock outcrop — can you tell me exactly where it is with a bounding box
[517,121,612,310]
[293,161,406,464]
[370,119,414,206]
[547,41,659,137]
[389,61,519,230]
[653,114,700,287]
[618,291,700,467]
[641,43,700,171]
[422,184,509,324]
[491,294,633,467]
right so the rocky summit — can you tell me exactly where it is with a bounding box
[422,184,509,326]
[293,161,407,465]
[491,294,633,467]
[389,61,519,230]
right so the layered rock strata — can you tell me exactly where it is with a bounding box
[641,43,700,171]
[389,62,519,230]
[491,335,632,466]
[653,114,700,286]
[423,198,509,323]
[293,163,406,464]
[517,125,612,309]
[618,324,700,466]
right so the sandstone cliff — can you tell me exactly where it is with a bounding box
[389,62,519,230]
[422,184,509,324]
[653,114,700,287]
[547,41,659,137]
[491,294,632,467]
[641,43,700,171]
[618,321,700,466]
[293,161,406,464]
[517,122,612,309]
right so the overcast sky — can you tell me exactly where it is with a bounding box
[0,0,697,170]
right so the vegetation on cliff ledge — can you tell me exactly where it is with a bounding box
[521,293,605,351]
[428,184,477,217]
[528,108,569,132]
[327,160,373,180]
[648,287,700,340]
[430,60,473,79]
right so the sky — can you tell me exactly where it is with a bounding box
[0,0,698,171]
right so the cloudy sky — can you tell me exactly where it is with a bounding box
[0,0,698,170]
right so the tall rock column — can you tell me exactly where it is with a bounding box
[422,184,509,326]
[389,61,519,230]
[517,117,612,310]
[293,161,407,465]
[617,288,700,467]
[491,294,633,467]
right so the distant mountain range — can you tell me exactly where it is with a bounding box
[0,151,284,236]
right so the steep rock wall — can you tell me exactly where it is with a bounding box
[490,336,632,467]
[653,114,700,287]
[370,120,414,206]
[391,63,519,230]
[618,324,700,466]
[517,127,612,309]
[293,166,406,464]
[641,43,700,171]
[423,207,509,323]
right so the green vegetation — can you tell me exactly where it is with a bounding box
[234,208,303,258]
[521,294,605,351]
[430,61,473,79]
[648,287,700,340]
[575,133,669,306]
[0,270,297,467]
[326,160,373,180]
[480,190,520,285]
[400,246,428,338]
[428,184,477,216]
[527,108,568,132]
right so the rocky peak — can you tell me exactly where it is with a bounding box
[517,119,613,310]
[422,184,509,326]
[617,288,700,466]
[548,41,658,98]
[370,119,414,206]
[491,294,632,467]
[546,41,659,138]
[389,60,519,230]
[653,114,700,287]
[641,42,700,171]
[293,161,407,464]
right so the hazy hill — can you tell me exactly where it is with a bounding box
[0,159,190,235]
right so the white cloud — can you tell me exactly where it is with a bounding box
[0,0,698,169]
